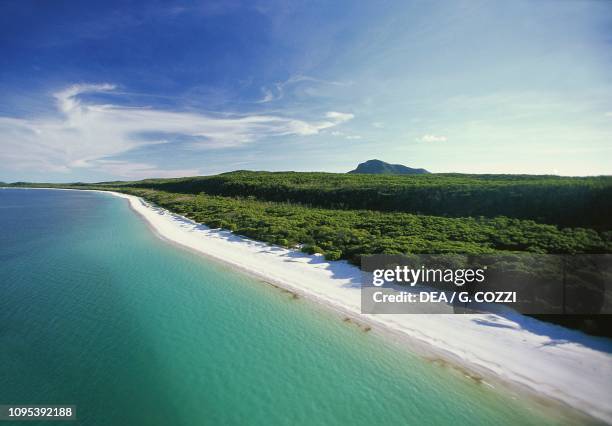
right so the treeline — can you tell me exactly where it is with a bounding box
[108,188,611,264]
[102,171,612,230]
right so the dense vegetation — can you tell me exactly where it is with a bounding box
[8,171,612,262]
[99,171,612,230]
[120,189,612,261]
[12,183,607,262]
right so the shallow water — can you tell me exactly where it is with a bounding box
[0,189,583,425]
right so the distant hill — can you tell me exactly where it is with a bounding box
[348,159,430,175]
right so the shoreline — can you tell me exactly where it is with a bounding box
[6,187,612,423]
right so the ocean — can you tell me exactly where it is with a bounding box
[0,189,578,425]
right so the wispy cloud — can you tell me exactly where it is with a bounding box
[418,134,447,142]
[88,160,200,180]
[257,88,275,103]
[257,74,350,103]
[325,111,354,122]
[328,125,361,140]
[0,84,354,176]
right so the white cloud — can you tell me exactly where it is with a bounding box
[418,134,447,142]
[328,127,361,140]
[371,122,385,128]
[325,111,354,122]
[0,84,354,175]
[90,160,200,180]
[256,88,275,103]
[605,112,612,117]
[256,75,350,103]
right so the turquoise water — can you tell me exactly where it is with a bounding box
[0,189,580,425]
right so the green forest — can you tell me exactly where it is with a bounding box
[9,172,612,264]
[113,188,611,264]
[99,171,612,230]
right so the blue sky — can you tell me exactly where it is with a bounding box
[1,0,611,181]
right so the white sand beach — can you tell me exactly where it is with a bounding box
[101,190,611,423]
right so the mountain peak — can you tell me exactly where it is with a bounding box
[348,159,430,175]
